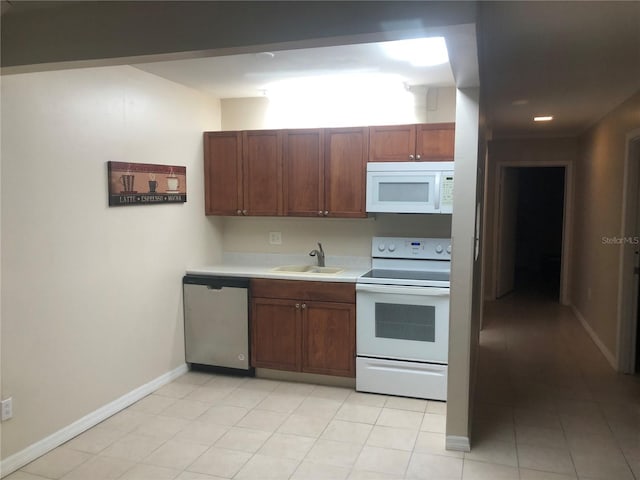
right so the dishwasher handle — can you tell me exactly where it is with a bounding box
[183,274,249,289]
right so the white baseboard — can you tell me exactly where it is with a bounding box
[0,363,188,478]
[446,435,470,452]
[570,304,618,370]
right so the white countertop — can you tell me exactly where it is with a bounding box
[186,252,371,283]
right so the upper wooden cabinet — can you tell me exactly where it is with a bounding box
[324,127,369,218]
[369,122,455,162]
[204,123,450,216]
[283,129,324,217]
[283,127,368,218]
[204,130,282,216]
[416,123,455,161]
[204,131,242,215]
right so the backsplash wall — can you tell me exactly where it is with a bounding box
[222,214,452,257]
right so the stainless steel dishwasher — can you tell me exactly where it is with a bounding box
[183,275,253,375]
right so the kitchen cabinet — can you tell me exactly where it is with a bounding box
[204,130,282,216]
[250,279,356,377]
[283,129,324,216]
[368,122,455,162]
[283,127,368,218]
[324,127,368,218]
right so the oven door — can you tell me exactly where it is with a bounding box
[356,283,449,363]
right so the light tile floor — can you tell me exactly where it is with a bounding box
[8,290,640,480]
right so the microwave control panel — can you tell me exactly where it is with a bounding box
[441,175,454,205]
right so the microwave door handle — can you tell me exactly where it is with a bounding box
[434,174,441,210]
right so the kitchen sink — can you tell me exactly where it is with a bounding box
[271,265,344,274]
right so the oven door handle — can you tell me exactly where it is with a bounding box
[356,284,450,296]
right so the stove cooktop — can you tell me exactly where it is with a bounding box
[360,269,450,282]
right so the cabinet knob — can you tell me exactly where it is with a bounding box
[416,154,421,160]
[323,211,329,216]
[295,303,300,309]
[236,210,242,215]
[242,209,248,215]
[409,154,415,160]
[318,211,323,216]
[301,303,306,309]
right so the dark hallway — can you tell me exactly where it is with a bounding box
[513,167,565,300]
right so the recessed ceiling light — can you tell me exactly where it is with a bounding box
[381,37,449,67]
[534,116,553,122]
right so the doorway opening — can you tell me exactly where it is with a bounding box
[618,131,640,374]
[495,166,567,302]
[515,167,565,298]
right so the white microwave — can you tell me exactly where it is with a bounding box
[366,162,454,214]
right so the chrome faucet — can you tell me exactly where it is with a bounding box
[309,242,325,267]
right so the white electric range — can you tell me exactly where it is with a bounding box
[356,236,451,400]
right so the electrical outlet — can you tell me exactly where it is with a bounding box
[1,397,13,421]
[269,232,282,245]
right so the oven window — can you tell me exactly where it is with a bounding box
[379,182,429,202]
[374,303,435,342]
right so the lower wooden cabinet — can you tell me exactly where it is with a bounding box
[302,301,355,376]
[251,298,300,371]
[250,279,355,377]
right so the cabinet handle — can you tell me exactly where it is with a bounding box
[301,303,306,309]
[318,211,323,216]
[295,303,300,309]
[236,210,242,215]
[323,211,329,216]
[416,154,421,160]
[409,154,415,160]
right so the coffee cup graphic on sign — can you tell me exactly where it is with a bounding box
[148,173,157,193]
[120,174,135,193]
[166,168,179,192]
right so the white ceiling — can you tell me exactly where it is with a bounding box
[134,39,455,100]
[3,1,637,139]
[480,1,640,138]
[133,2,640,139]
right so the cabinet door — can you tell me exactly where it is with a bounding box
[302,301,355,377]
[283,129,324,216]
[324,127,368,218]
[251,298,300,371]
[368,124,416,162]
[243,130,283,216]
[204,132,242,215]
[416,123,455,161]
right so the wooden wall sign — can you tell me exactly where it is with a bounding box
[107,162,187,206]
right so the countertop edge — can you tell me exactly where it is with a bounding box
[185,265,369,283]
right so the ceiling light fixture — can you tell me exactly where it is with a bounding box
[381,37,449,67]
[534,116,553,122]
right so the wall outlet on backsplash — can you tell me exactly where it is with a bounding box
[269,232,282,245]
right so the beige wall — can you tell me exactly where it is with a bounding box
[572,90,640,359]
[221,87,456,131]
[447,87,480,444]
[0,66,222,459]
[483,138,579,300]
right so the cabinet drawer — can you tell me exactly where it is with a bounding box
[251,279,355,303]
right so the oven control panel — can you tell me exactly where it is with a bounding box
[372,237,452,260]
